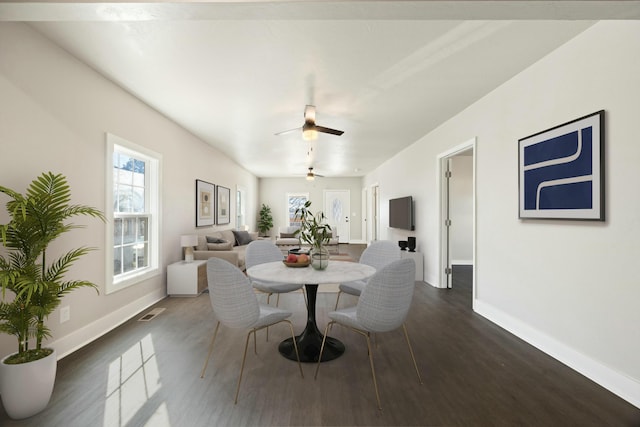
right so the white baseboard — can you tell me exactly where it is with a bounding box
[347,239,366,245]
[51,288,166,360]
[451,259,473,265]
[474,299,640,409]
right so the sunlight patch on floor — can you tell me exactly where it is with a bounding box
[103,333,169,426]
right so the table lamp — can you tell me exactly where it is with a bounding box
[181,235,198,262]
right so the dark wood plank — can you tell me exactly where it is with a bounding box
[2,245,638,426]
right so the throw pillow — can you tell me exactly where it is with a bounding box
[232,230,253,246]
[206,236,226,244]
[207,241,233,251]
[280,232,297,238]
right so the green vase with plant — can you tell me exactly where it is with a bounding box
[294,201,332,270]
[257,204,274,237]
[0,172,104,419]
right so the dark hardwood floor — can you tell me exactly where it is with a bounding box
[2,245,638,426]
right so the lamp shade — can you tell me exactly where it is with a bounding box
[180,235,198,247]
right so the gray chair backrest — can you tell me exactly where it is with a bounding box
[245,240,283,270]
[360,240,401,270]
[206,258,259,329]
[356,258,415,333]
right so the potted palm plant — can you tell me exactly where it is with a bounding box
[0,172,104,419]
[294,201,332,270]
[257,204,274,237]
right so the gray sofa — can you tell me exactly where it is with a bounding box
[192,229,259,270]
[275,226,339,254]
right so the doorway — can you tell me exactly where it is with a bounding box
[438,139,476,302]
[324,190,351,243]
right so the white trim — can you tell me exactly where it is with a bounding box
[451,259,473,265]
[50,288,166,360]
[349,239,367,244]
[437,138,476,291]
[475,300,640,409]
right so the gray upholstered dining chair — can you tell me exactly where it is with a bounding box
[315,258,422,411]
[333,240,400,310]
[246,239,307,308]
[200,257,304,404]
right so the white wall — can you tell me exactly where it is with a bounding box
[258,177,364,242]
[450,155,473,264]
[364,21,640,407]
[0,23,258,359]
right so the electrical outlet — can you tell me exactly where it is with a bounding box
[60,306,70,323]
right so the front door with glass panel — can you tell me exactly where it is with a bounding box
[324,190,350,244]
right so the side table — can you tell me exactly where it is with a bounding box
[400,251,424,281]
[167,260,208,296]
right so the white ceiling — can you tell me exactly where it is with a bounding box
[3,1,639,178]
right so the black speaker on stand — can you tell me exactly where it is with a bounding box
[407,236,416,252]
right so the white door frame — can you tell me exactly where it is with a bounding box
[324,189,351,243]
[437,138,476,302]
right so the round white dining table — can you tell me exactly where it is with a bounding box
[247,260,376,362]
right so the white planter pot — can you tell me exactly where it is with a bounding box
[0,348,57,420]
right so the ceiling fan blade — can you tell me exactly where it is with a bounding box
[274,127,301,136]
[315,125,344,136]
[304,105,316,123]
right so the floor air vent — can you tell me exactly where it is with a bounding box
[138,307,166,322]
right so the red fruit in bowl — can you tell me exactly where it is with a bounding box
[286,254,298,263]
[297,254,309,263]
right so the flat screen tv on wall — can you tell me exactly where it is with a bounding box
[389,196,414,231]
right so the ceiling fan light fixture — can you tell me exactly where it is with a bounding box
[306,172,315,181]
[302,124,318,141]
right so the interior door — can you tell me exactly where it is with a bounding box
[324,190,350,243]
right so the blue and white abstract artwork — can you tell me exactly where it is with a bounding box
[519,111,604,220]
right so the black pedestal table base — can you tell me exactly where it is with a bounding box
[279,284,345,363]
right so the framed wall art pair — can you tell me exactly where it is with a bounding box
[196,179,230,227]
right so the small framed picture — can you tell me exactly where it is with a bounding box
[518,110,604,220]
[216,185,230,225]
[196,179,215,227]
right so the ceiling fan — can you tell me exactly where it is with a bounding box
[276,105,344,141]
[306,167,324,181]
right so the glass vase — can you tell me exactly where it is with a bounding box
[311,246,330,270]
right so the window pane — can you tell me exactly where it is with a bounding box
[138,217,148,241]
[113,218,123,245]
[134,159,145,174]
[123,218,136,244]
[122,246,135,273]
[117,185,134,212]
[288,195,307,226]
[135,244,148,268]
[113,247,122,276]
[118,166,133,185]
[132,170,145,188]
[132,187,145,212]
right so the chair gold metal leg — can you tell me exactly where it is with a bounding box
[333,291,342,310]
[285,320,304,378]
[402,323,422,384]
[301,288,308,306]
[276,293,280,307]
[314,322,332,379]
[200,321,221,378]
[254,327,258,355]
[235,330,253,404]
[364,332,382,411]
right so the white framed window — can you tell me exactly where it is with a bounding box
[106,133,161,294]
[286,193,308,227]
[236,185,247,230]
